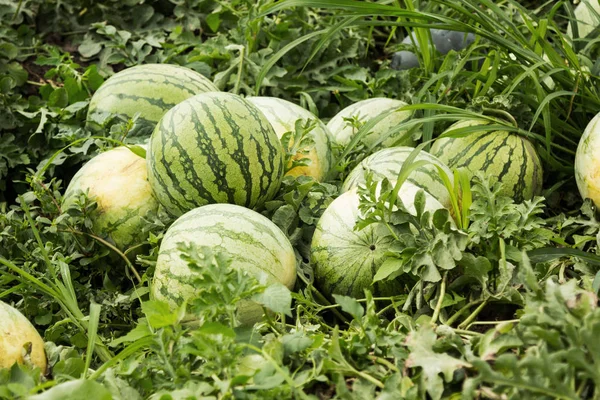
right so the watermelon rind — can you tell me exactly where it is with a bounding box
[326,98,416,149]
[87,64,219,134]
[247,96,333,181]
[0,301,47,371]
[151,204,297,326]
[567,0,600,38]
[146,92,285,217]
[311,182,447,299]
[342,146,454,210]
[575,112,600,207]
[430,119,543,202]
[63,146,159,250]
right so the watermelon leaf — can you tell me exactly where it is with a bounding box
[332,294,364,320]
[253,284,293,318]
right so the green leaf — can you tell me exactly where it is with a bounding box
[206,13,222,32]
[48,88,68,108]
[199,322,236,339]
[141,300,179,329]
[79,39,103,58]
[126,145,146,159]
[52,358,86,379]
[29,380,112,400]
[373,257,403,282]
[333,294,364,320]
[405,326,470,400]
[0,43,18,59]
[109,319,152,347]
[528,247,600,266]
[282,332,313,356]
[252,283,292,317]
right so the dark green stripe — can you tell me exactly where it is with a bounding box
[163,104,221,205]
[479,134,510,172]
[198,97,249,204]
[97,70,215,94]
[149,115,200,214]
[239,96,283,193]
[494,137,517,193]
[449,133,497,168]
[512,138,529,202]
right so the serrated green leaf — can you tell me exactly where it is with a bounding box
[332,294,364,320]
[253,283,292,317]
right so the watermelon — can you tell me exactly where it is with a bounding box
[0,301,47,371]
[430,119,543,202]
[247,96,333,181]
[575,112,600,207]
[567,0,600,38]
[86,64,219,134]
[342,146,454,210]
[311,182,447,299]
[63,146,159,250]
[151,204,297,326]
[326,98,416,149]
[147,92,284,217]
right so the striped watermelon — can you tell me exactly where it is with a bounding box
[575,112,600,207]
[0,301,47,371]
[342,146,453,210]
[151,204,297,326]
[86,64,219,134]
[63,146,159,250]
[247,96,333,181]
[430,119,543,202]
[147,92,284,217]
[326,98,416,149]
[311,182,447,299]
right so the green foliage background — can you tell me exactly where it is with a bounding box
[1,0,600,399]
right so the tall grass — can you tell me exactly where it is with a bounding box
[259,0,600,173]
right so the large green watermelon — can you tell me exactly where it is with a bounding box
[342,146,453,210]
[311,182,447,299]
[430,119,543,202]
[151,204,297,326]
[63,146,159,250]
[86,64,219,134]
[575,112,600,208]
[0,301,47,371]
[326,98,416,149]
[147,92,284,217]
[247,96,333,181]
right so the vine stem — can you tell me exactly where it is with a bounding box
[296,269,350,324]
[445,299,484,327]
[469,319,519,326]
[243,343,313,400]
[431,272,447,324]
[458,299,489,330]
[233,46,245,95]
[369,355,398,372]
[66,229,142,283]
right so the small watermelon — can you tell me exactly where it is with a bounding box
[147,92,284,217]
[575,112,600,207]
[63,146,159,250]
[151,204,297,326]
[342,146,453,210]
[430,119,543,202]
[247,96,333,181]
[87,64,219,134]
[326,98,415,149]
[311,182,447,299]
[0,301,47,371]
